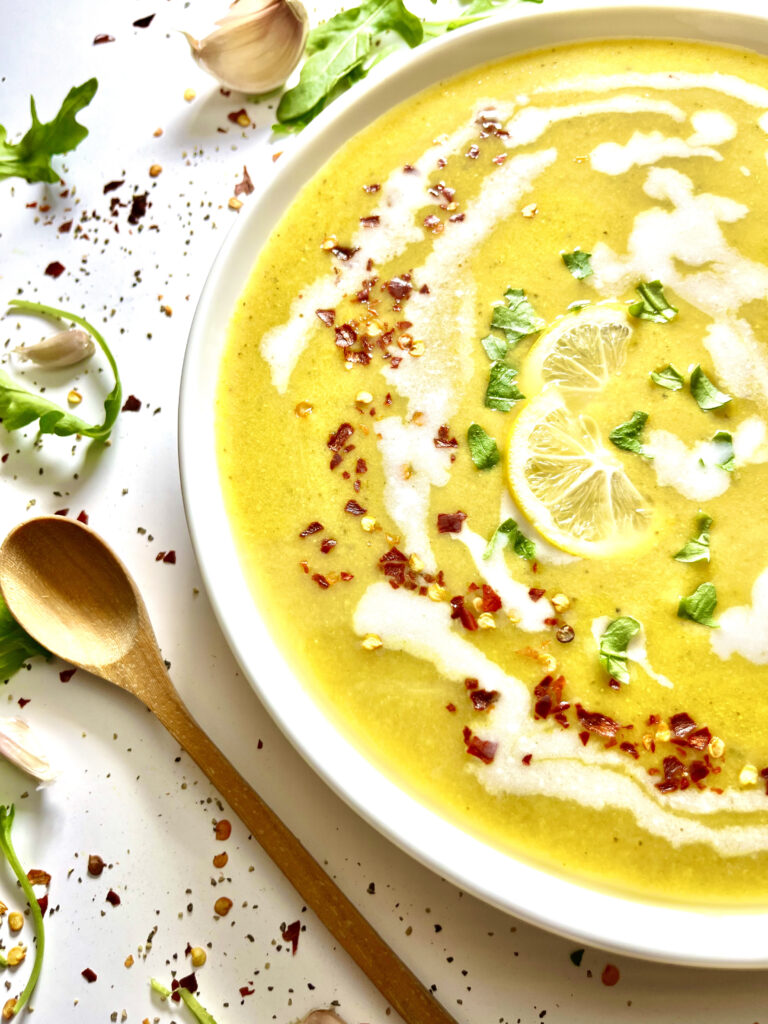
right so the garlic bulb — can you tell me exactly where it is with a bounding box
[0,718,57,783]
[185,0,308,95]
[300,1012,347,1024]
[14,327,95,369]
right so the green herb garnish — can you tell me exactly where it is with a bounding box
[1,300,121,441]
[690,365,731,411]
[561,249,593,279]
[711,430,735,472]
[0,805,46,1017]
[483,518,536,561]
[484,362,525,412]
[490,287,545,344]
[649,364,684,391]
[0,80,97,183]
[628,281,678,323]
[678,582,718,627]
[0,594,49,683]
[598,616,641,685]
[480,334,509,362]
[673,514,712,563]
[608,411,650,456]
[151,979,221,1024]
[467,423,500,469]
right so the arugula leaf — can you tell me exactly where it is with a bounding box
[628,281,678,323]
[650,364,684,391]
[483,518,536,561]
[710,430,735,471]
[467,423,500,469]
[425,0,541,34]
[484,362,525,412]
[481,334,508,362]
[608,411,650,457]
[673,514,712,563]
[690,365,732,411]
[598,616,641,686]
[2,300,121,441]
[0,80,97,184]
[561,249,593,279]
[490,288,545,344]
[150,978,221,1024]
[678,582,718,627]
[0,806,46,1017]
[0,594,49,682]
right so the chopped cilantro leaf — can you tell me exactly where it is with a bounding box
[650,364,684,391]
[598,616,641,686]
[481,334,509,362]
[467,423,500,469]
[628,280,678,323]
[484,362,524,412]
[678,582,718,627]
[608,411,651,457]
[711,430,735,472]
[483,518,536,561]
[490,288,545,344]
[673,514,712,563]
[690,366,732,411]
[561,249,593,279]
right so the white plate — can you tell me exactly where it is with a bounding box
[180,0,768,967]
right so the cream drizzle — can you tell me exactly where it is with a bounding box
[712,567,768,665]
[533,71,768,111]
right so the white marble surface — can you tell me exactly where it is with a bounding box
[1,0,768,1020]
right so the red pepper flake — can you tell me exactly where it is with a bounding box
[1,454,8,463]
[386,276,413,301]
[378,547,422,591]
[45,261,65,278]
[355,458,367,475]
[239,985,255,997]
[464,677,479,690]
[331,244,359,261]
[687,726,712,751]
[312,573,330,589]
[76,510,89,525]
[37,893,49,917]
[656,755,689,793]
[121,394,141,412]
[647,713,660,725]
[17,697,30,708]
[437,511,466,534]
[59,667,76,683]
[133,13,155,27]
[103,180,124,193]
[340,571,354,581]
[493,155,508,165]
[620,741,639,759]
[299,521,323,538]
[179,973,198,994]
[556,624,575,643]
[360,215,380,228]
[578,731,590,746]
[450,595,478,631]
[434,425,458,449]
[521,753,533,765]
[330,453,342,470]
[466,144,480,159]
[59,220,73,233]
[315,308,335,327]
[228,108,248,123]
[93,33,114,44]
[127,192,148,224]
[533,675,568,721]
[363,183,381,192]
[480,584,502,613]
[106,889,121,906]
[82,968,98,982]
[320,538,336,554]
[462,726,497,764]
[299,561,309,574]
[234,165,254,196]
[402,164,417,174]
[344,499,367,516]
[449,213,466,223]
[423,214,443,233]
[528,587,546,602]
[601,964,620,986]
[575,704,620,738]
[162,550,176,564]
[281,920,301,955]
[446,703,456,713]
[690,760,709,783]
[327,422,354,451]
[470,689,499,711]
[669,712,697,743]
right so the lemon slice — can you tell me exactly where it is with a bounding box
[507,388,652,558]
[522,302,633,397]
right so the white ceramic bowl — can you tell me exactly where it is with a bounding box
[180,0,768,967]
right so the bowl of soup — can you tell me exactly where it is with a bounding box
[180,0,768,964]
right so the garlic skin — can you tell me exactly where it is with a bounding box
[14,327,95,369]
[0,718,58,783]
[185,0,308,95]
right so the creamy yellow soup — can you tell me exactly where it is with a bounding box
[217,39,768,904]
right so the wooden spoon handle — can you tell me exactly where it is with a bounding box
[149,685,459,1024]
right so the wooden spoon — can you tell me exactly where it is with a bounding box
[0,516,459,1024]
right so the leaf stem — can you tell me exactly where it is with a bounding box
[0,806,45,1017]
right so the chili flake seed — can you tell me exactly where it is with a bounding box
[190,947,207,967]
[2,999,17,1020]
[295,401,313,417]
[506,608,522,624]
[214,819,232,840]
[214,896,233,916]
[236,112,250,127]
[477,613,496,630]
[149,164,162,177]
[427,583,448,602]
[355,391,373,405]
[67,389,82,406]
[228,197,243,211]
[708,736,725,758]
[124,955,134,968]
[360,516,377,532]
[183,88,196,102]
[521,202,538,218]
[655,727,672,743]
[321,236,338,250]
[408,553,424,573]
[7,947,25,967]
[551,593,570,612]
[8,912,23,933]
[740,764,758,786]
[409,341,425,357]
[361,634,383,650]
[213,852,228,868]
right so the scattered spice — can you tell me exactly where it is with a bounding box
[281,919,301,955]
[44,261,65,279]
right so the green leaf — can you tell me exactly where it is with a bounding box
[0,79,97,184]
[467,423,500,469]
[0,593,49,682]
[570,948,585,967]
[423,0,540,37]
[678,582,718,627]
[598,616,641,686]
[690,365,732,411]
[481,334,508,362]
[483,518,536,561]
[490,288,545,343]
[561,249,593,279]
[0,805,46,1016]
[2,300,121,441]
[650,364,684,391]
[608,411,650,457]
[673,514,712,563]
[276,0,423,128]
[628,280,678,323]
[710,430,735,472]
[484,362,525,412]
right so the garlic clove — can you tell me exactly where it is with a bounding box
[14,327,96,369]
[185,0,308,95]
[0,718,58,783]
[300,1012,348,1024]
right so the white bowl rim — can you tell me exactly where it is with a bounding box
[180,0,768,968]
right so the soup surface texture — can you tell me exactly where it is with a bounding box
[217,38,768,903]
